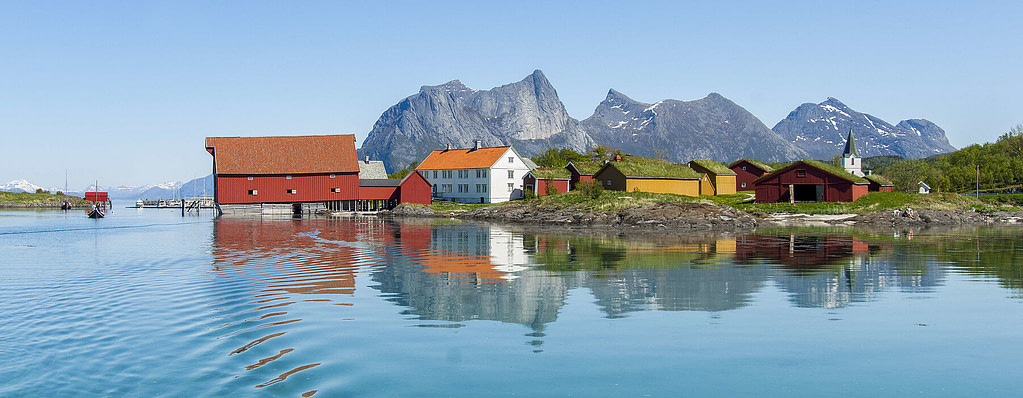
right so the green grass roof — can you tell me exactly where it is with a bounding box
[530,167,571,179]
[798,160,869,183]
[607,157,702,179]
[864,174,893,185]
[729,158,774,172]
[689,159,736,175]
[567,160,602,175]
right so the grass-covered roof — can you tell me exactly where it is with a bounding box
[566,160,603,175]
[729,158,774,172]
[865,174,893,185]
[604,157,702,179]
[798,160,869,183]
[530,167,571,179]
[689,159,736,176]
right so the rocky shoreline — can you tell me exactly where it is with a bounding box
[384,202,1023,231]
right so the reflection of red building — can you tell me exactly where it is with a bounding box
[734,234,873,269]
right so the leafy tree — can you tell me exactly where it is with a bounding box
[387,161,419,179]
[532,148,586,168]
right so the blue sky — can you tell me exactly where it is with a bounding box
[2,1,1020,189]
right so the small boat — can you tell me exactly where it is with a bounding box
[88,209,105,218]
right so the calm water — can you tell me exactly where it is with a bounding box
[3,209,1023,397]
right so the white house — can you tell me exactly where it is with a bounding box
[415,141,534,203]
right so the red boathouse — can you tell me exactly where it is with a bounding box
[205,134,430,214]
[753,160,869,203]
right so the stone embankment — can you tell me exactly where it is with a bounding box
[389,202,759,230]
[386,202,1023,230]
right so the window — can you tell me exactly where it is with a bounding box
[742,166,747,171]
[442,184,452,193]
[330,174,336,179]
[476,169,482,178]
[741,182,747,188]
[248,189,258,196]
[508,157,514,164]
[482,169,487,178]
[287,189,297,194]
[508,170,515,179]
[508,183,514,192]
[796,170,807,178]
[482,184,487,192]
[331,188,341,193]
[247,176,253,181]
[433,170,438,179]
[286,175,292,180]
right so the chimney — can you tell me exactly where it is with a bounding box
[364,156,369,163]
[445,143,451,151]
[473,140,481,151]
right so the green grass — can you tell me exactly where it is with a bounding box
[419,190,1015,216]
[0,191,89,206]
[730,192,999,215]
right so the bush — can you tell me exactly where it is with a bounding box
[577,180,603,200]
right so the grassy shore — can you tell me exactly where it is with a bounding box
[0,191,90,208]
[419,191,1016,216]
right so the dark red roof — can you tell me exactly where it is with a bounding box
[205,135,359,175]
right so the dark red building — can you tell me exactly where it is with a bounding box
[754,160,869,203]
[728,159,773,191]
[524,168,571,196]
[566,161,600,190]
[205,134,430,214]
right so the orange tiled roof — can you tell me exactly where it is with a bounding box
[415,146,511,170]
[205,135,359,175]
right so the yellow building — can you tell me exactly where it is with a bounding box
[688,159,737,196]
[592,157,702,196]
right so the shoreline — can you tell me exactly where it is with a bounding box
[381,202,1023,231]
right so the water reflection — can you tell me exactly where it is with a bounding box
[209,217,1023,393]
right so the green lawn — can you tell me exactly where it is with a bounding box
[0,191,89,206]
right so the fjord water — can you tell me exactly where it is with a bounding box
[3,209,1023,397]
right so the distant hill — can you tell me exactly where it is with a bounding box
[358,70,595,172]
[2,175,213,201]
[773,97,956,160]
[581,89,808,163]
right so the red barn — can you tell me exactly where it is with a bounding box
[754,160,869,203]
[566,161,600,189]
[523,168,571,196]
[728,159,773,191]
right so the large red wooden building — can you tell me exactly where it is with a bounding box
[754,160,869,203]
[205,134,430,214]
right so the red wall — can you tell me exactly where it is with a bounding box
[399,171,432,205]
[569,173,594,190]
[754,164,868,203]
[730,160,768,191]
[536,179,569,196]
[359,185,398,200]
[215,173,359,204]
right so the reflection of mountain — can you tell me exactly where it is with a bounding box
[372,223,570,332]
[525,235,769,314]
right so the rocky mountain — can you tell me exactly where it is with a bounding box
[358,70,596,172]
[581,90,808,163]
[772,97,956,160]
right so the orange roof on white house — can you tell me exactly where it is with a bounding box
[415,146,512,170]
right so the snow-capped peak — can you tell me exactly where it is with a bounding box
[1,179,47,193]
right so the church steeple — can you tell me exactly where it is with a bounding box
[842,130,859,157]
[840,129,864,177]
